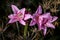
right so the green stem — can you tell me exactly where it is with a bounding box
[24,23,28,39]
[16,22,19,35]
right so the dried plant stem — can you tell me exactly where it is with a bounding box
[16,22,20,35]
[42,0,46,13]
[2,22,5,40]
[55,0,57,14]
[3,24,8,32]
[32,33,38,40]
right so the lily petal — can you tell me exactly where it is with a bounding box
[35,5,42,15]
[19,20,26,25]
[42,13,50,18]
[20,8,26,16]
[8,14,16,19]
[50,16,58,22]
[38,25,42,30]
[38,17,43,30]
[8,18,17,23]
[46,23,55,29]
[24,14,32,20]
[11,5,19,14]
[43,27,47,35]
[30,19,36,26]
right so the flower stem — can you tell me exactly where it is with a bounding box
[2,22,5,40]
[16,22,20,35]
[24,23,28,39]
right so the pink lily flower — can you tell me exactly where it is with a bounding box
[38,13,58,35]
[8,5,32,25]
[30,5,58,35]
[30,5,42,26]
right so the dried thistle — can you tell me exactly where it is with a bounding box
[42,0,60,13]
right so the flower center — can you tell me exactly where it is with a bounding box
[18,13,23,18]
[16,12,23,20]
[35,15,39,21]
[43,18,48,24]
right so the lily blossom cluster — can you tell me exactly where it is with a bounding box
[30,5,58,35]
[8,5,58,35]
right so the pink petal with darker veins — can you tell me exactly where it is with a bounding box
[43,27,47,36]
[8,18,17,23]
[41,13,50,18]
[11,5,19,14]
[46,22,55,29]
[35,5,42,15]
[24,14,32,20]
[30,19,36,26]
[50,16,58,22]
[19,20,26,25]
[38,17,43,30]
[20,8,26,16]
[8,14,16,19]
